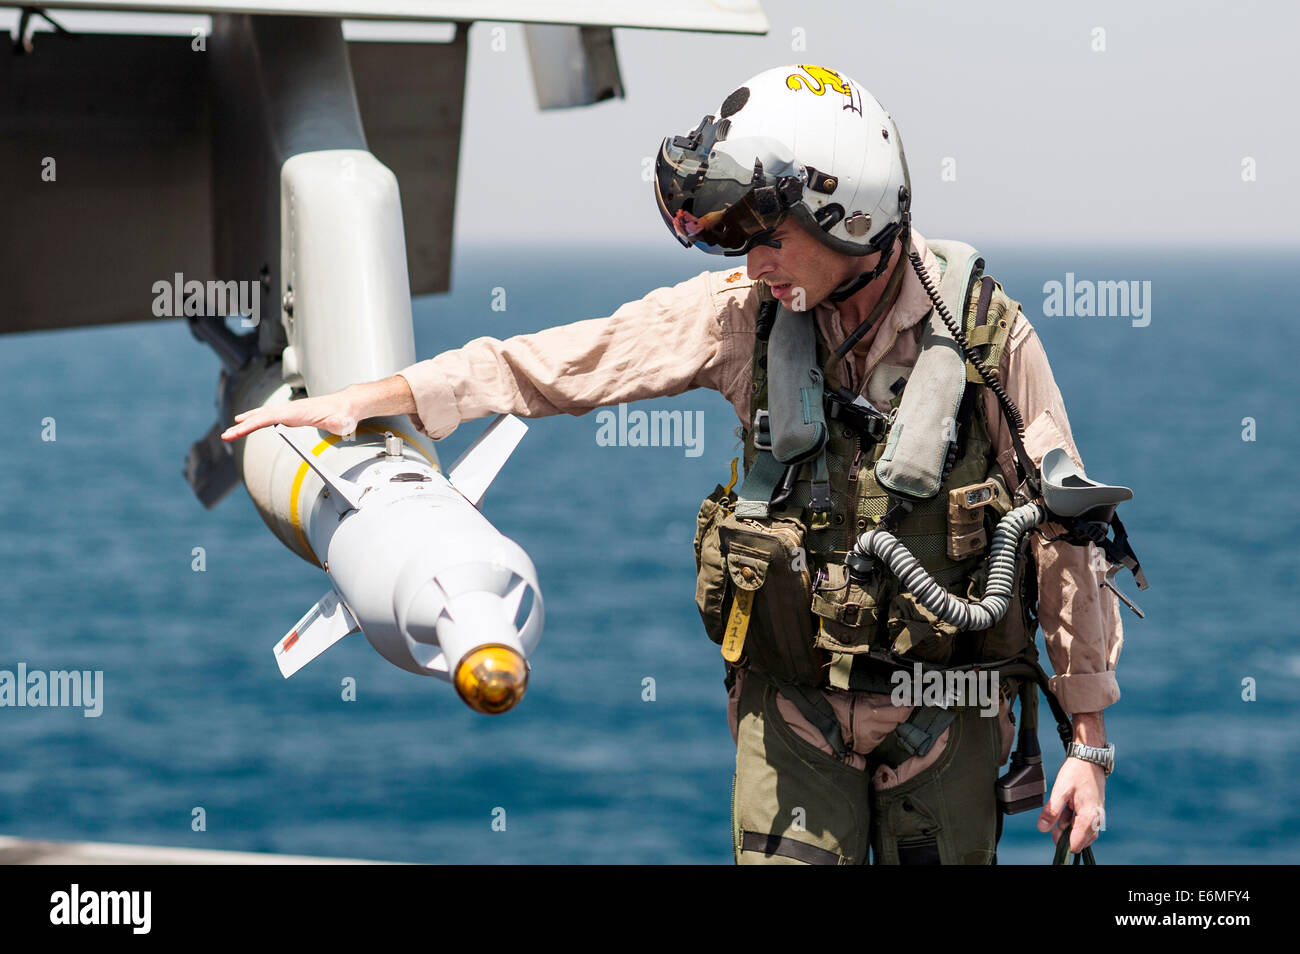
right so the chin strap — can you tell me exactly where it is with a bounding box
[827,221,908,304]
[830,228,910,362]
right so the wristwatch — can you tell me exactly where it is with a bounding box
[1067,741,1115,776]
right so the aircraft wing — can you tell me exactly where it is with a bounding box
[35,1,769,34]
[1,2,767,336]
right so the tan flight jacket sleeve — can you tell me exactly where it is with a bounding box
[395,270,748,441]
[984,314,1125,715]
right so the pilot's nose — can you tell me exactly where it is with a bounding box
[746,245,774,282]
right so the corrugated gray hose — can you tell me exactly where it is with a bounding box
[851,503,1048,632]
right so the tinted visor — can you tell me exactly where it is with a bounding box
[653,117,805,256]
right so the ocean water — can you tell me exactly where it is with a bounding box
[0,242,1296,864]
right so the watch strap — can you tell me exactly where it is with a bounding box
[1067,741,1115,776]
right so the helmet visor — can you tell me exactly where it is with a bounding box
[654,119,805,256]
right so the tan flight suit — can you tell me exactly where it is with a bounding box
[396,227,1124,863]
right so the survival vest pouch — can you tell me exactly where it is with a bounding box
[692,302,829,686]
[693,482,824,684]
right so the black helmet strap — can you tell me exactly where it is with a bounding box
[826,224,903,304]
[829,225,911,361]
[826,185,912,305]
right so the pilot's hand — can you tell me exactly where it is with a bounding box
[1038,755,1106,854]
[220,386,363,442]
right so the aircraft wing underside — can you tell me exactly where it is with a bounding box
[34,1,768,33]
[0,2,767,336]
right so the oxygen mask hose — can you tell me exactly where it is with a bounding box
[849,503,1048,631]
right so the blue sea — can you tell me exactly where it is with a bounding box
[1,242,1296,864]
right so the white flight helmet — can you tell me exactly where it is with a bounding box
[654,64,912,280]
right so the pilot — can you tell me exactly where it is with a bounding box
[222,64,1125,865]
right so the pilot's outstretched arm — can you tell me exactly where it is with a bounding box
[221,268,755,444]
[395,269,754,441]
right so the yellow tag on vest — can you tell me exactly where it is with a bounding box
[721,589,754,663]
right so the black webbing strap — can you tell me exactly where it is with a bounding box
[871,704,957,770]
[756,298,779,341]
[970,274,1039,498]
[1004,408,1040,499]
[940,382,980,488]
[769,674,847,761]
[1042,513,1148,592]
[974,275,995,345]
[832,236,911,361]
[1051,823,1098,866]
[843,657,896,693]
[1102,513,1148,589]
[998,658,1074,749]
[878,496,913,533]
[827,222,908,306]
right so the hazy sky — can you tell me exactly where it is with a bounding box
[454,0,1297,247]
[7,1,1295,247]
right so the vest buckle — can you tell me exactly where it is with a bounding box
[825,387,889,445]
[752,408,772,452]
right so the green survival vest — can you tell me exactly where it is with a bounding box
[693,242,1039,688]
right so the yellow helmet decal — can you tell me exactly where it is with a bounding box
[785,65,862,114]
